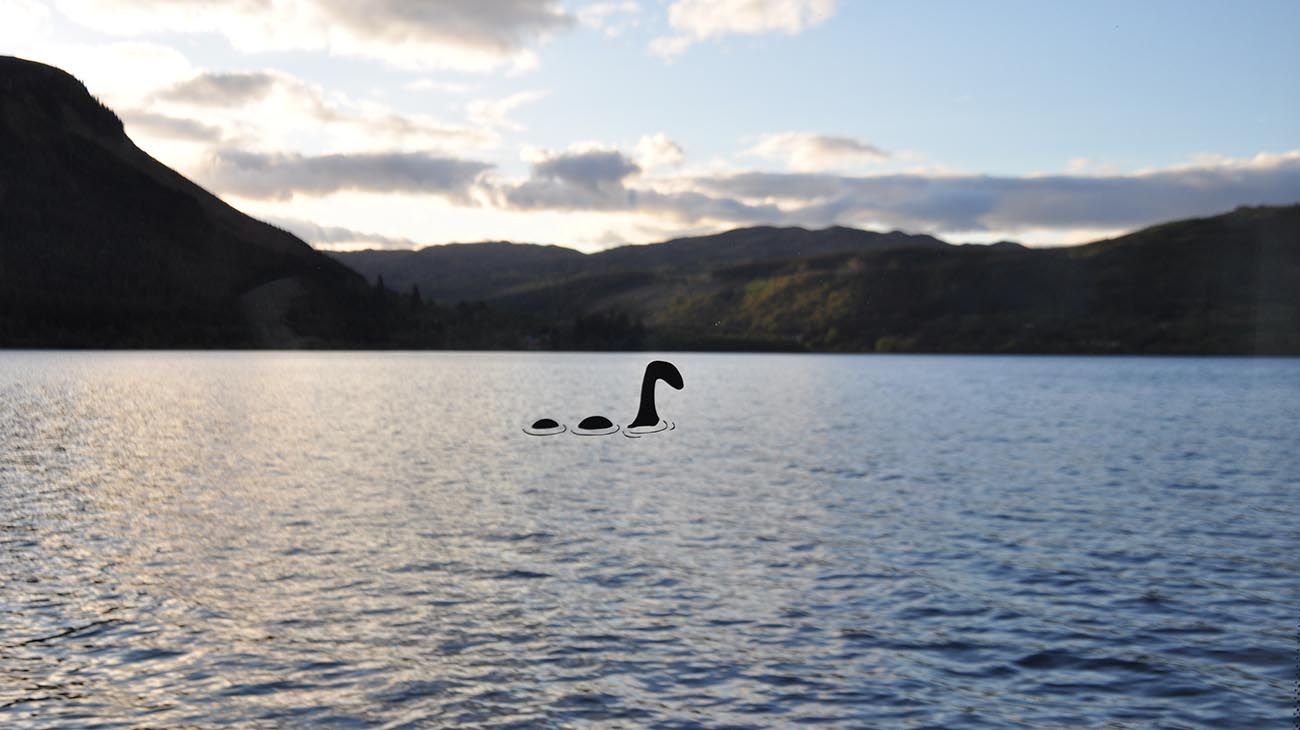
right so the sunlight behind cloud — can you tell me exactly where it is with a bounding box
[468,90,550,132]
[745,132,888,172]
[636,133,686,171]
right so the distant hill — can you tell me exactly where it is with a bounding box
[330,226,946,306]
[0,55,375,347]
[336,206,1300,354]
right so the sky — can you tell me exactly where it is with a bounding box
[4,0,1299,251]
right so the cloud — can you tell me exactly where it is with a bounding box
[265,216,417,250]
[152,69,493,154]
[632,188,785,224]
[467,90,548,131]
[404,78,475,94]
[201,149,493,201]
[745,132,887,172]
[533,147,640,186]
[496,144,791,222]
[636,133,685,170]
[652,0,836,57]
[1064,156,1123,176]
[501,146,641,209]
[489,147,1300,235]
[158,71,277,106]
[209,146,1300,250]
[119,110,222,142]
[690,151,1300,232]
[578,1,640,37]
[53,0,576,71]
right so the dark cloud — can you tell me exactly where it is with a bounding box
[533,148,640,187]
[491,151,1300,234]
[686,157,1300,232]
[159,71,277,106]
[810,135,887,158]
[316,0,574,52]
[68,0,574,68]
[502,148,641,209]
[503,178,634,210]
[632,189,785,224]
[120,110,222,141]
[203,149,493,200]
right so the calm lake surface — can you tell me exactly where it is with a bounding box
[1,352,1297,728]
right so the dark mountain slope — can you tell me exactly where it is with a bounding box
[0,56,373,346]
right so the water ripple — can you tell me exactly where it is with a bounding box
[1,352,1296,727]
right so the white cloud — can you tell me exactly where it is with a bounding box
[648,35,693,58]
[1064,157,1123,176]
[149,69,495,158]
[467,90,549,131]
[578,1,640,37]
[53,0,575,72]
[404,78,475,95]
[635,133,685,170]
[652,0,836,57]
[745,132,887,172]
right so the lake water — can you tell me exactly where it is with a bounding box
[1,352,1297,728]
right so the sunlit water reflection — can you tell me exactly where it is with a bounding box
[2,352,1297,727]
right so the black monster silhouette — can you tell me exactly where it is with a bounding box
[525,360,683,437]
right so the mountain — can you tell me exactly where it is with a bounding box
[330,226,946,306]
[0,56,376,347]
[338,206,1300,354]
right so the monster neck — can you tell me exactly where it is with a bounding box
[629,373,660,428]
